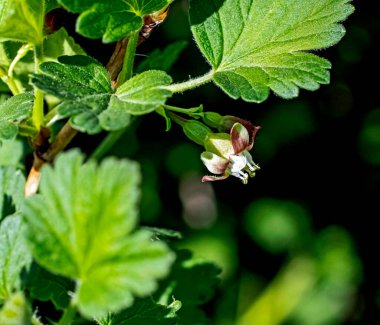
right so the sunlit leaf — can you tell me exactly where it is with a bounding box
[0,0,45,44]
[58,0,174,43]
[190,0,354,102]
[23,150,175,318]
[0,215,32,301]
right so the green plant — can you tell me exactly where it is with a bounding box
[0,0,354,324]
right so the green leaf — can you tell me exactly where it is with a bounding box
[30,55,113,134]
[58,0,174,43]
[0,138,24,168]
[0,166,25,218]
[190,0,354,102]
[97,297,180,325]
[23,150,175,319]
[43,28,86,61]
[115,70,172,115]
[155,249,220,324]
[0,93,34,140]
[98,96,132,131]
[0,0,45,44]
[0,291,32,325]
[25,263,74,311]
[136,41,188,73]
[45,0,60,13]
[0,215,32,301]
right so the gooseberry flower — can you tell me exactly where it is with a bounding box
[201,122,260,184]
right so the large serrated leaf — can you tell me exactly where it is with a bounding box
[0,0,45,44]
[115,70,173,115]
[22,150,175,319]
[0,93,34,140]
[58,0,174,43]
[190,0,354,102]
[0,215,32,301]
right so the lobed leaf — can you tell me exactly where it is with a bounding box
[190,0,354,102]
[23,150,175,319]
[0,0,45,44]
[58,0,174,43]
[0,215,32,301]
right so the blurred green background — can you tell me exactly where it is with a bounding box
[2,0,378,324]
[101,1,378,323]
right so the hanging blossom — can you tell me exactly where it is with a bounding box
[201,122,260,184]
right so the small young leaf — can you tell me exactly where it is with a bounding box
[23,150,175,319]
[25,263,74,311]
[0,93,34,140]
[0,0,45,44]
[190,0,354,102]
[97,297,179,325]
[58,0,174,43]
[0,215,32,301]
[0,166,25,218]
[115,70,173,115]
[0,291,32,324]
[136,41,188,73]
[30,55,113,134]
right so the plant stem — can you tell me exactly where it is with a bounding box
[116,31,139,86]
[25,123,78,196]
[164,104,202,116]
[0,66,21,95]
[57,301,77,325]
[8,43,32,77]
[165,70,214,93]
[32,43,45,131]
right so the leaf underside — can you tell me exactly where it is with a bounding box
[190,0,354,102]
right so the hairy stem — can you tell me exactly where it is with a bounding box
[116,31,139,87]
[165,70,214,93]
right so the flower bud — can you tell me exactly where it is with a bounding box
[183,120,212,146]
[201,112,224,129]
